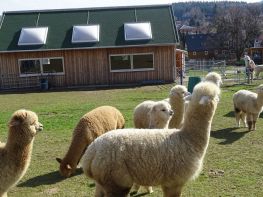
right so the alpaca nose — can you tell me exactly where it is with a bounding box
[37,123,44,131]
[184,91,191,97]
[169,110,174,116]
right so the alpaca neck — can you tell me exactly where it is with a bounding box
[180,103,216,153]
[169,97,185,128]
[6,128,34,171]
[63,132,90,168]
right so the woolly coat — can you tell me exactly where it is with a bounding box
[82,82,220,196]
[57,106,125,177]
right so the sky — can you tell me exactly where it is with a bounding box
[0,0,261,15]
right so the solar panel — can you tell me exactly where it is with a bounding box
[72,25,100,43]
[124,22,152,41]
[18,27,48,46]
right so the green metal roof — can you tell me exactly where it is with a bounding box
[0,5,179,52]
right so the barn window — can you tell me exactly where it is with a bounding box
[18,27,48,46]
[110,53,154,72]
[72,25,100,43]
[19,59,41,75]
[42,58,64,74]
[124,22,152,41]
[19,57,64,77]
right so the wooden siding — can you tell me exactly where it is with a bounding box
[0,46,176,89]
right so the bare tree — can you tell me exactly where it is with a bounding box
[212,5,261,61]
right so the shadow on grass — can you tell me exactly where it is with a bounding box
[224,111,235,117]
[211,127,250,145]
[17,168,83,187]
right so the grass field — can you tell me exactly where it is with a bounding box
[0,80,263,197]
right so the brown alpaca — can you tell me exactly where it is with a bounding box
[56,106,125,177]
[0,109,43,197]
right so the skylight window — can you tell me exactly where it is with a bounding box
[18,27,48,46]
[124,22,152,41]
[72,25,100,43]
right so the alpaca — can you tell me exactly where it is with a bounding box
[132,100,173,194]
[168,85,190,129]
[56,106,125,177]
[133,100,173,129]
[244,55,256,81]
[0,109,43,197]
[233,84,263,131]
[82,81,220,197]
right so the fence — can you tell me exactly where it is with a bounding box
[179,60,250,85]
[0,74,41,90]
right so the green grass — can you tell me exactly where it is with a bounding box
[0,81,263,197]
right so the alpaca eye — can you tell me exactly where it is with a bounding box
[162,109,166,112]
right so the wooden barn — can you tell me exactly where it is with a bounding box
[0,4,180,90]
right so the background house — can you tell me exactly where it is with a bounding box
[0,4,180,90]
[185,33,236,61]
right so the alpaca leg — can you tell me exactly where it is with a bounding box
[131,183,140,194]
[161,185,182,197]
[145,186,153,194]
[103,183,131,197]
[240,113,247,127]
[247,114,253,131]
[235,112,241,127]
[95,182,105,197]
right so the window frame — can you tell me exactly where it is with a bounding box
[109,53,154,73]
[18,57,65,77]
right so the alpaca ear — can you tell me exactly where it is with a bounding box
[66,164,72,170]
[199,96,210,105]
[56,158,62,163]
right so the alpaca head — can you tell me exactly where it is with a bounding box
[189,81,220,115]
[148,101,174,128]
[169,85,190,100]
[204,72,222,87]
[8,109,43,140]
[56,158,74,177]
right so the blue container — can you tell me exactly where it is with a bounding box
[40,79,49,90]
[188,76,201,93]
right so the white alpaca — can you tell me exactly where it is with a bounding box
[0,109,43,197]
[254,65,263,79]
[233,84,263,131]
[168,85,190,129]
[82,81,220,197]
[132,100,173,194]
[133,100,173,129]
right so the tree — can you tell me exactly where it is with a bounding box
[211,4,261,61]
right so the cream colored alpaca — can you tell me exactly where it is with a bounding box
[168,85,190,129]
[56,106,125,177]
[0,109,43,197]
[82,81,220,197]
[233,84,263,131]
[132,100,173,194]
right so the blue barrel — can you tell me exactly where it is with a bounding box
[40,79,49,90]
[188,76,201,93]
